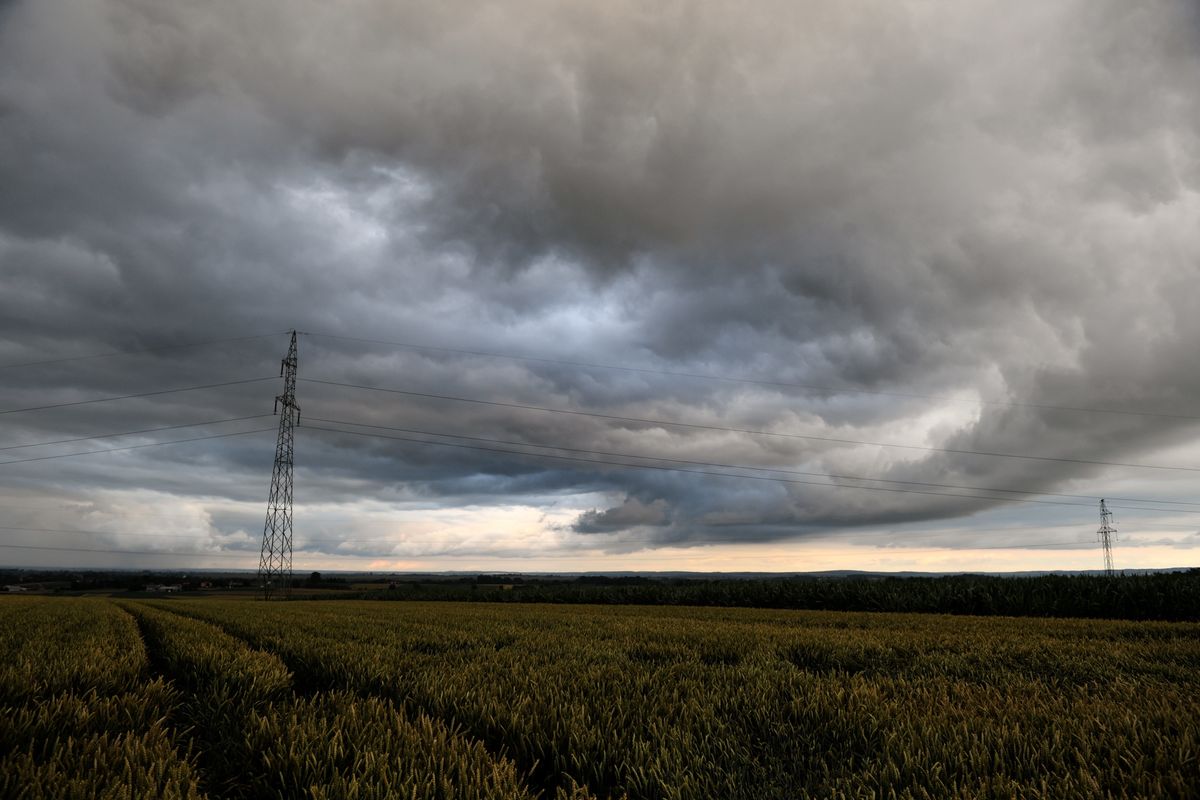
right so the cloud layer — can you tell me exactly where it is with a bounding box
[1,0,1199,567]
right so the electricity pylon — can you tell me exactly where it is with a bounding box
[258,331,300,599]
[1097,498,1117,576]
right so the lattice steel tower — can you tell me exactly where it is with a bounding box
[1097,498,1117,577]
[258,331,300,599]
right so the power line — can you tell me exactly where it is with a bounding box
[0,331,289,371]
[301,377,1200,474]
[2,414,1188,529]
[304,422,1200,515]
[303,423,1200,514]
[0,377,276,416]
[0,525,253,540]
[0,415,276,452]
[302,331,1200,423]
[849,541,1094,551]
[0,536,1100,561]
[0,525,433,548]
[0,542,260,560]
[305,415,1200,509]
[0,428,275,467]
[0,524,426,548]
[6,508,1191,551]
[0,521,1085,547]
[4,499,1194,531]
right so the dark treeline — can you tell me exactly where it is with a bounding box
[307,570,1200,622]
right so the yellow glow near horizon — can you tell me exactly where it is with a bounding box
[3,490,1195,574]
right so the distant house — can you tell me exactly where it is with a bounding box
[3,585,28,593]
[144,584,182,593]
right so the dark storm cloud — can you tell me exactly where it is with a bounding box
[1,0,1199,563]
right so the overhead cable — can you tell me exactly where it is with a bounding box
[0,331,288,371]
[0,377,276,416]
[304,415,1200,509]
[301,378,1200,473]
[303,331,1200,422]
[0,428,275,466]
[303,423,1200,514]
[0,415,275,452]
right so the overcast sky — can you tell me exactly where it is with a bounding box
[1,0,1198,573]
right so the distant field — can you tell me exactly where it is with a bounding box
[3,597,1198,799]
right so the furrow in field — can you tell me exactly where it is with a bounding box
[0,597,205,799]
[126,599,544,800]
[157,599,1200,800]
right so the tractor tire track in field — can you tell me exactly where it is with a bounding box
[127,600,556,800]
[116,600,289,800]
[111,602,223,800]
[137,598,1200,800]
[143,600,596,800]
[2,599,207,800]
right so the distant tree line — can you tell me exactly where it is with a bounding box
[308,570,1200,622]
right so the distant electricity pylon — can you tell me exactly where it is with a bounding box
[258,331,300,600]
[1097,498,1117,576]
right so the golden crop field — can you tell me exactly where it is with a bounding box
[2,596,1198,799]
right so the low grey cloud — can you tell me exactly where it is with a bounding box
[1,0,1199,567]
